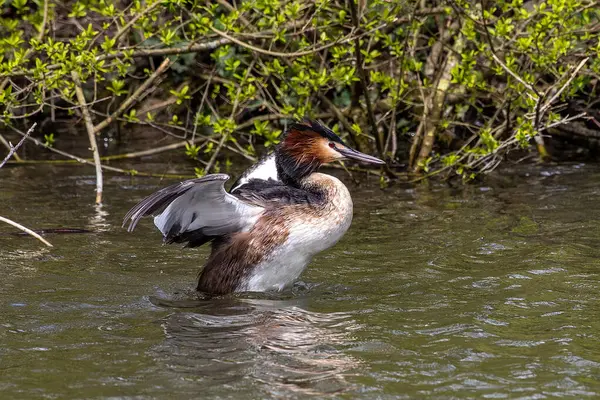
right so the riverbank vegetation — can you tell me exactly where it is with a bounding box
[1,0,600,201]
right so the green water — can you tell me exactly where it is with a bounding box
[2,163,600,398]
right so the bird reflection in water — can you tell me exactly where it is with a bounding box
[149,293,361,397]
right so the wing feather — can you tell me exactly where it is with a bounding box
[123,174,264,245]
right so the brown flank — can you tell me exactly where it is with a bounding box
[196,211,290,295]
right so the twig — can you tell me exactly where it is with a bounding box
[0,15,410,81]
[316,94,363,147]
[191,73,213,142]
[113,1,161,43]
[3,124,196,178]
[99,138,205,161]
[71,71,103,204]
[407,2,432,165]
[100,39,233,62]
[2,40,214,79]
[37,0,50,43]
[145,120,255,160]
[237,112,334,130]
[0,216,53,247]
[543,112,587,131]
[412,20,464,173]
[386,1,419,158]
[205,61,255,174]
[0,122,36,168]
[215,0,253,28]
[0,133,20,161]
[2,20,313,80]
[540,57,589,114]
[349,0,384,157]
[210,26,361,58]
[93,58,172,133]
[348,0,396,180]
[491,53,539,97]
[533,93,549,159]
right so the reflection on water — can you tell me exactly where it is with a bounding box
[151,297,360,397]
[88,204,111,233]
[2,162,600,398]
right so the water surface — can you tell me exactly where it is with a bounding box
[1,162,600,398]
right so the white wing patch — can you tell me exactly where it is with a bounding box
[232,154,278,192]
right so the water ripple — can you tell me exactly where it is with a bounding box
[150,298,362,397]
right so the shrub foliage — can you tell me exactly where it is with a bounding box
[1,0,599,180]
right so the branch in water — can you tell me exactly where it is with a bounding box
[0,216,53,247]
[72,71,103,205]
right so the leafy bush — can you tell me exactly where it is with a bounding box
[1,0,599,181]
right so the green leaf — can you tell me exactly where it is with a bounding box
[107,80,127,96]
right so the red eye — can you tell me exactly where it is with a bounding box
[329,142,336,149]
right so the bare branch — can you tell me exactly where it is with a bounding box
[348,0,383,155]
[0,123,36,168]
[209,25,370,59]
[491,53,539,97]
[541,57,589,114]
[3,124,195,178]
[205,60,255,174]
[113,1,161,43]
[0,216,53,247]
[94,58,172,133]
[71,71,103,204]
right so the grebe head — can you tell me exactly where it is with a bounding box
[276,119,385,184]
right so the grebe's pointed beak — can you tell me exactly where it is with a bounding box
[336,146,385,165]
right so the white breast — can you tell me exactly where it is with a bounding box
[241,173,353,292]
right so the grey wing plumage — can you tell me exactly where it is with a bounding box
[123,174,264,246]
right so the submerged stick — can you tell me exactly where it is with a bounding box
[0,122,53,248]
[0,122,36,168]
[0,216,53,247]
[72,71,103,204]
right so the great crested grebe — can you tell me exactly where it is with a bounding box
[123,119,384,295]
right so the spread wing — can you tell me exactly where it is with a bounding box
[123,174,264,247]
